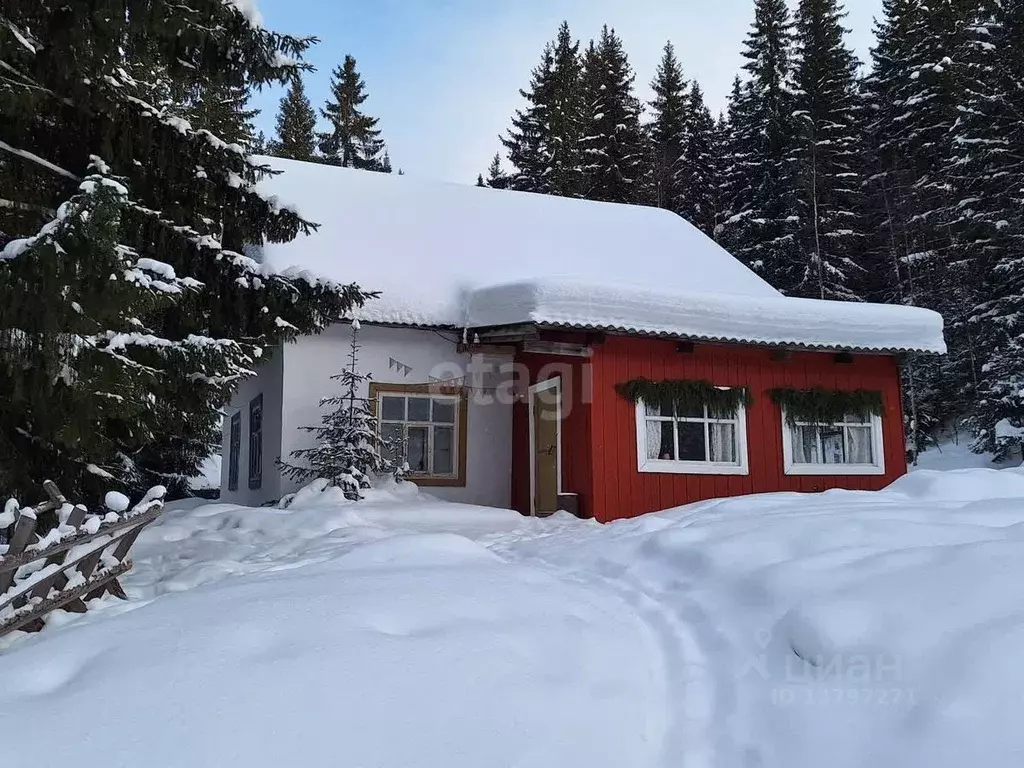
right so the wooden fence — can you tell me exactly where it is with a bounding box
[0,481,165,639]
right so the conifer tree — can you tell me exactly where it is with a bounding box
[648,42,689,212]
[0,1,365,499]
[718,77,756,250]
[721,0,801,290]
[676,83,718,237]
[945,0,1024,456]
[185,82,260,151]
[789,0,864,300]
[319,55,387,171]
[546,22,586,197]
[710,112,731,242]
[502,43,553,193]
[580,27,648,204]
[484,152,510,189]
[268,76,318,161]
[861,0,973,449]
[281,321,389,499]
[501,22,584,196]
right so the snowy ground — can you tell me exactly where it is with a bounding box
[912,434,1013,471]
[2,472,1024,767]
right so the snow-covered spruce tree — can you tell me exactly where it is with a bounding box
[502,43,554,194]
[182,81,261,152]
[545,22,586,198]
[0,1,365,499]
[721,0,802,291]
[318,55,388,171]
[281,322,389,499]
[648,41,689,212]
[676,83,719,238]
[580,27,648,204]
[717,76,756,250]
[860,0,974,450]
[789,0,865,301]
[945,1,1024,457]
[268,76,318,161]
[710,112,732,243]
[501,22,584,197]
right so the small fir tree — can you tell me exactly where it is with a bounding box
[268,76,318,161]
[485,152,510,189]
[282,322,389,499]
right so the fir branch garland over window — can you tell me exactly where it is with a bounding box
[769,388,885,427]
[615,378,751,414]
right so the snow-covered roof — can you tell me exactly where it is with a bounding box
[255,158,946,354]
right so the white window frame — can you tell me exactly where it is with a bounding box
[781,410,886,476]
[377,390,462,481]
[634,397,750,476]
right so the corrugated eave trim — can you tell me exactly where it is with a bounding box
[532,320,945,356]
[343,318,944,355]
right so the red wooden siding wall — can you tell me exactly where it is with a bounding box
[510,334,908,522]
[587,337,907,522]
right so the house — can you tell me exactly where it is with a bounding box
[219,157,945,522]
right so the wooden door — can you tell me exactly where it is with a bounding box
[531,379,561,515]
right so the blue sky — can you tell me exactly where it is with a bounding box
[250,0,884,183]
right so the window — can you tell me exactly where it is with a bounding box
[227,412,241,492]
[781,411,885,475]
[634,394,749,475]
[248,394,263,490]
[371,383,468,486]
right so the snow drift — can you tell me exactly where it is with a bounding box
[2,472,1023,767]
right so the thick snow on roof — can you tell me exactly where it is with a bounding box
[256,158,945,354]
[468,278,946,354]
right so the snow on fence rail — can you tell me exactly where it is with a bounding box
[0,481,165,640]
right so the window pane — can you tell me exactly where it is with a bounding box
[407,426,428,472]
[432,399,456,424]
[647,420,676,460]
[845,412,870,424]
[794,426,820,464]
[433,426,454,475]
[678,422,706,461]
[381,423,403,463]
[408,397,431,422]
[645,397,674,417]
[710,423,737,463]
[821,427,845,464]
[847,426,873,463]
[381,396,405,421]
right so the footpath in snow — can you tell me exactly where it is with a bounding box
[2,471,1024,768]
